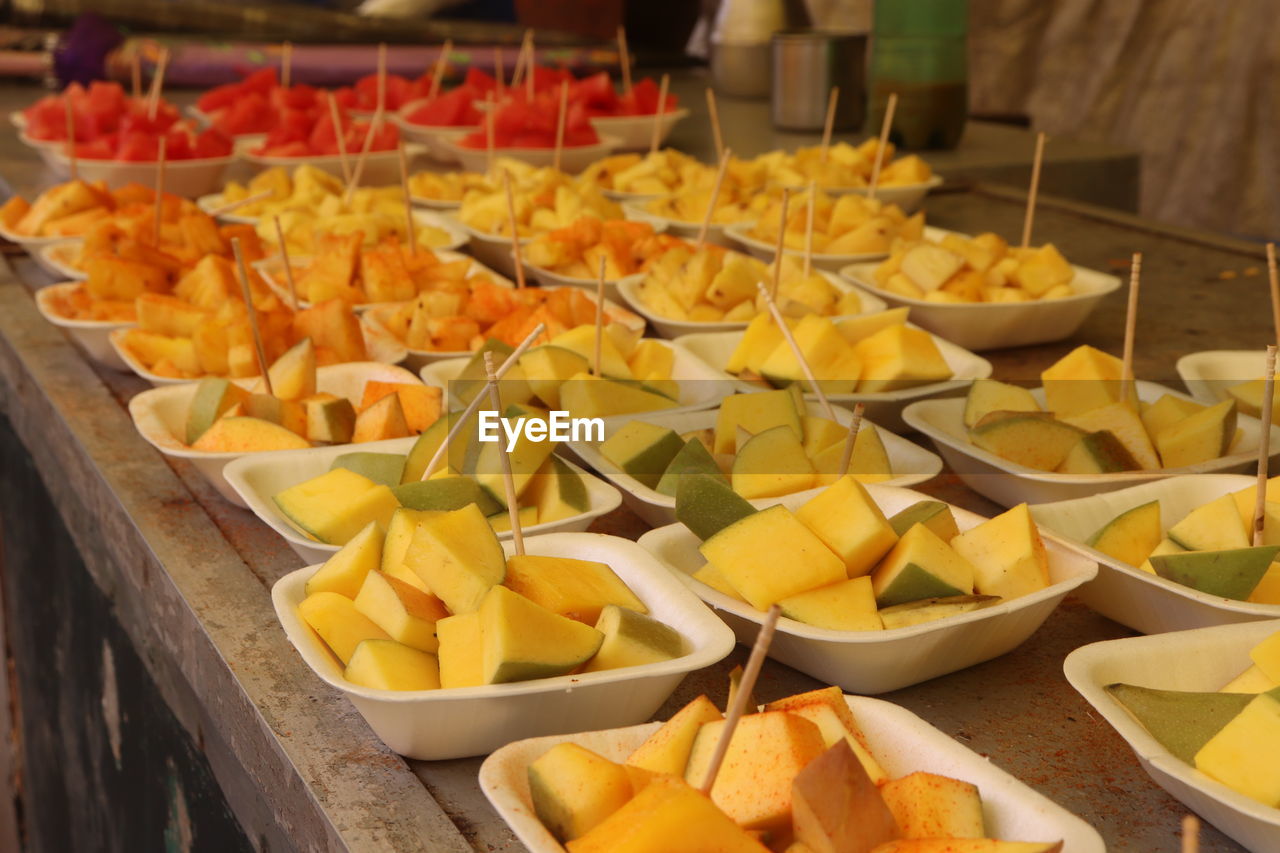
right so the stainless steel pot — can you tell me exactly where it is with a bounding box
[771,30,868,131]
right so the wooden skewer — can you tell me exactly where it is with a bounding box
[130,52,141,101]
[1253,345,1278,547]
[525,32,536,101]
[484,351,526,556]
[839,402,866,476]
[803,182,816,279]
[231,237,274,397]
[281,41,293,90]
[1120,252,1141,405]
[1021,131,1047,248]
[344,120,379,204]
[272,215,300,311]
[770,188,791,298]
[504,170,528,289]
[757,282,837,420]
[867,92,897,200]
[1181,814,1200,853]
[63,95,77,181]
[208,189,275,218]
[705,87,724,162]
[649,73,670,156]
[485,92,496,173]
[398,144,418,254]
[819,86,840,164]
[152,136,167,246]
[696,148,732,249]
[419,324,547,481]
[593,255,607,377]
[147,47,169,121]
[617,26,633,96]
[375,43,388,119]
[327,93,352,184]
[427,39,452,102]
[699,604,781,795]
[512,29,533,88]
[1267,243,1279,348]
[552,79,569,173]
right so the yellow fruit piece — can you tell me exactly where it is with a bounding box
[794,476,899,577]
[528,743,635,843]
[853,324,952,393]
[1040,345,1128,416]
[305,520,383,598]
[353,570,449,653]
[778,576,883,631]
[1061,402,1160,470]
[880,771,985,839]
[344,639,440,691]
[763,686,887,784]
[436,611,484,688]
[273,468,401,545]
[1249,628,1280,683]
[297,591,391,665]
[950,504,1051,601]
[1154,399,1237,468]
[1194,691,1280,806]
[731,424,816,499]
[191,415,312,452]
[627,695,724,776]
[872,523,976,607]
[478,586,603,684]
[503,554,646,625]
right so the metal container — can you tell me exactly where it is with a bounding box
[709,0,790,98]
[771,30,868,131]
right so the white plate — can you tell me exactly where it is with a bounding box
[0,221,86,256]
[1029,473,1280,634]
[902,380,1280,507]
[481,691,1105,853]
[1065,620,1280,853]
[193,193,259,225]
[128,361,424,505]
[17,129,73,175]
[841,260,1123,352]
[419,337,730,417]
[35,239,88,280]
[587,108,690,151]
[254,246,492,314]
[46,149,235,198]
[240,144,428,186]
[675,323,991,432]
[109,320,408,388]
[225,439,621,563]
[272,531,737,759]
[617,268,887,340]
[566,402,943,528]
[1177,350,1269,408]
[443,135,622,175]
[724,224,955,274]
[392,99,478,162]
[637,482,1097,694]
[34,283,134,371]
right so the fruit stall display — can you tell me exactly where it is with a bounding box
[5,54,1277,853]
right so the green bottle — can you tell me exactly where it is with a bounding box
[868,0,969,150]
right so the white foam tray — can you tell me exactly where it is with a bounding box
[481,689,1104,853]
[637,482,1097,694]
[1029,473,1280,634]
[725,224,956,275]
[902,380,1280,507]
[225,437,621,563]
[272,531,737,759]
[1065,620,1280,853]
[565,403,943,528]
[34,283,133,371]
[128,361,424,506]
[675,324,991,433]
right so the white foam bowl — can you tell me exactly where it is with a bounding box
[841,260,1123,352]
[224,438,621,563]
[566,402,943,528]
[128,361,424,506]
[391,100,478,161]
[254,245,493,314]
[617,268,886,340]
[193,193,260,225]
[420,337,732,419]
[724,225,955,274]
[525,266,645,300]
[272,531,737,759]
[18,130,72,175]
[240,144,428,186]
[1177,350,1270,408]
[790,174,945,214]
[481,689,1105,853]
[637,482,1097,694]
[675,324,991,432]
[109,320,408,389]
[1064,620,1280,853]
[587,108,690,151]
[620,201,739,248]
[47,150,234,198]
[1029,473,1280,634]
[35,239,87,280]
[0,221,86,259]
[902,380,1280,508]
[34,283,134,370]
[443,135,622,175]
